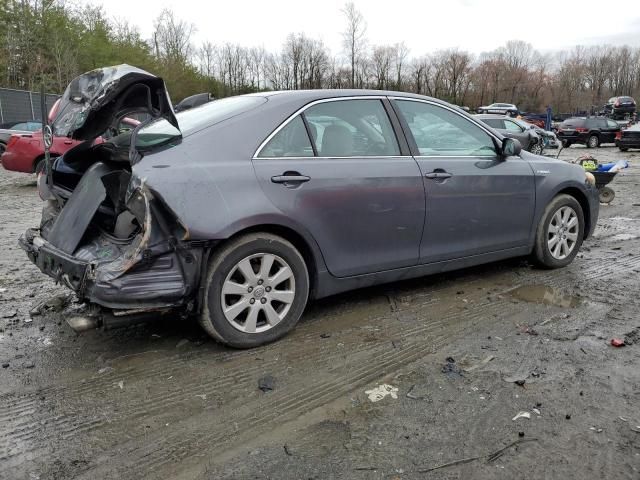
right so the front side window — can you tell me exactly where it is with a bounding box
[504,120,524,132]
[304,99,400,157]
[607,119,618,128]
[258,115,313,158]
[395,100,497,156]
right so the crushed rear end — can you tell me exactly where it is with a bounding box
[19,65,205,325]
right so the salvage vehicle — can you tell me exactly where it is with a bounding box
[1,116,139,174]
[476,114,543,154]
[20,65,600,348]
[556,116,621,148]
[476,103,518,116]
[616,123,640,151]
[603,96,636,119]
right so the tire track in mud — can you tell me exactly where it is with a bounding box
[1,295,500,476]
[3,250,640,477]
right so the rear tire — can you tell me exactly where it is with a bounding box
[532,194,585,269]
[619,147,628,152]
[200,233,309,348]
[587,135,599,148]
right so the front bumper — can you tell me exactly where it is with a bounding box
[616,137,640,149]
[585,184,600,238]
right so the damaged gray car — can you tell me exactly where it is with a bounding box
[20,65,600,348]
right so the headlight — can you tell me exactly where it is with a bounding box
[585,171,596,186]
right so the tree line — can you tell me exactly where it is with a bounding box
[2,1,640,114]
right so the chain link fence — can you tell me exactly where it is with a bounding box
[0,88,60,125]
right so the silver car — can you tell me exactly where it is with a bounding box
[20,65,600,348]
[477,103,518,116]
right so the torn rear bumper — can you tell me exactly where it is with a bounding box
[20,227,205,312]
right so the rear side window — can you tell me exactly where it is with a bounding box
[561,119,585,128]
[396,100,497,156]
[482,118,505,129]
[258,116,313,158]
[304,99,400,157]
[607,119,619,128]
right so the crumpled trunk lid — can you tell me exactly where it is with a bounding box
[52,64,179,141]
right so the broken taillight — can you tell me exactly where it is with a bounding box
[615,131,622,140]
[6,135,19,150]
[575,127,588,132]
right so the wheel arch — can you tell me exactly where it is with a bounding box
[201,222,327,302]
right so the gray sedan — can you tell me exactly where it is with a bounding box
[20,65,600,348]
[477,114,543,154]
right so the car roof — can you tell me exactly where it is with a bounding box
[246,89,456,108]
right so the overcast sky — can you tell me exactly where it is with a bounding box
[89,0,640,57]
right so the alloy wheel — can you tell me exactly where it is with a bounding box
[221,253,295,333]
[547,206,579,260]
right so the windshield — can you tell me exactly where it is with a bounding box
[135,95,267,149]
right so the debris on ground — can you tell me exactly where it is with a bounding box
[29,294,73,316]
[365,384,398,402]
[463,355,495,372]
[175,339,190,349]
[623,327,640,345]
[258,375,275,393]
[515,379,526,387]
[610,338,625,347]
[512,411,531,421]
[442,357,463,378]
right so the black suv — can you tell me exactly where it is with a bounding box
[603,96,636,119]
[556,117,621,148]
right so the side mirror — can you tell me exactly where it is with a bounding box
[502,137,522,158]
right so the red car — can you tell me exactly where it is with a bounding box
[1,116,139,174]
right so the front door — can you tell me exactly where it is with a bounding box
[392,99,536,264]
[252,98,425,277]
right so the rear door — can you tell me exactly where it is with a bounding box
[392,98,536,264]
[604,119,620,143]
[253,98,425,277]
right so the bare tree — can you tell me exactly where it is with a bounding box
[152,8,195,65]
[393,42,409,90]
[341,2,367,88]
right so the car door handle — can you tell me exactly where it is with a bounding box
[271,174,311,184]
[424,171,452,179]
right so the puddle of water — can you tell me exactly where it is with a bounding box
[509,285,581,308]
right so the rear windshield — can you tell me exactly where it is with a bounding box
[135,96,267,149]
[561,118,586,128]
[619,96,634,102]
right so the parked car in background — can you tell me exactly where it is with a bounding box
[0,120,42,155]
[616,123,640,151]
[20,65,599,348]
[477,114,542,154]
[1,117,139,173]
[476,103,518,116]
[556,116,621,148]
[174,92,214,112]
[603,96,636,119]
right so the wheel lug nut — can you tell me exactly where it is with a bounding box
[250,298,255,304]
[258,279,264,285]
[266,287,271,292]
[248,286,253,292]
[260,298,267,304]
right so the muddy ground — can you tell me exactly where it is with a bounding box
[1,145,639,480]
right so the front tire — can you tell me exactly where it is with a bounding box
[200,233,309,348]
[532,194,585,269]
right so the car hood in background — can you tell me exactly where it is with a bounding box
[51,64,179,141]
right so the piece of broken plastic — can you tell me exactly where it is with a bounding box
[610,338,625,347]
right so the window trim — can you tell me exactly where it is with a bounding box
[253,96,408,159]
[389,97,503,158]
